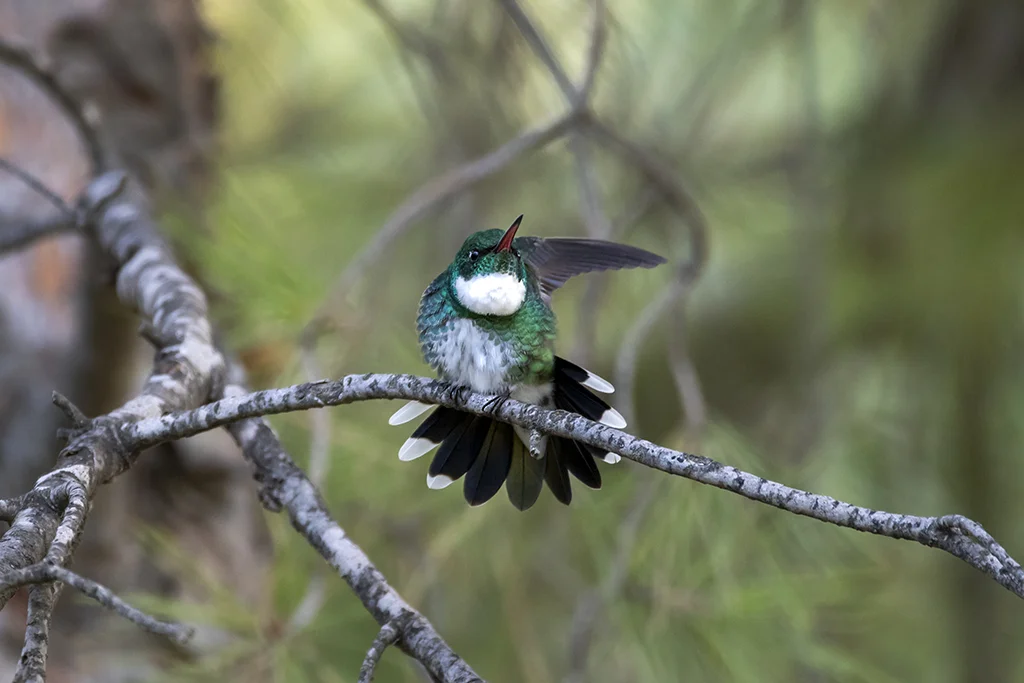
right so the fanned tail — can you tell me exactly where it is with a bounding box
[389,356,626,509]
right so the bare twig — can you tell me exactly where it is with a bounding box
[578,0,608,105]
[358,621,401,683]
[0,213,74,253]
[585,117,709,283]
[283,350,334,635]
[116,373,1024,600]
[497,0,575,100]
[613,283,680,425]
[571,207,708,679]
[0,157,73,216]
[300,353,332,487]
[0,563,193,646]
[0,30,479,683]
[221,376,483,683]
[0,40,106,172]
[308,0,610,344]
[15,583,59,683]
[0,497,22,523]
[303,110,578,341]
[572,188,657,363]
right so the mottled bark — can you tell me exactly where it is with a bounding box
[123,373,1024,600]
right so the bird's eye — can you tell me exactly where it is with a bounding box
[468,250,480,261]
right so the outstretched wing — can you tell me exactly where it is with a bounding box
[515,237,667,300]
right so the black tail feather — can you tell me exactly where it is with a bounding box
[429,415,490,482]
[507,437,544,510]
[558,437,601,489]
[464,421,514,506]
[402,356,621,509]
[544,440,573,505]
[412,406,464,443]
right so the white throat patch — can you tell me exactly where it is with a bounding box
[454,273,526,316]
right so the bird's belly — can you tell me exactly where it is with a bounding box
[431,318,517,394]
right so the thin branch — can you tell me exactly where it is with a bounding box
[571,188,657,363]
[307,0,609,343]
[0,214,74,253]
[578,0,607,105]
[585,116,709,284]
[0,157,73,216]
[220,376,483,683]
[613,283,679,425]
[0,40,106,173]
[570,218,708,679]
[14,583,58,683]
[0,497,22,523]
[300,353,333,487]
[0,32,478,683]
[283,350,334,635]
[303,110,578,342]
[0,563,194,646]
[497,0,575,100]
[358,621,401,683]
[119,373,1024,600]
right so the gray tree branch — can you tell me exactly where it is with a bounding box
[0,564,193,646]
[0,39,482,682]
[219,377,482,683]
[117,373,1024,601]
[0,41,106,172]
[358,621,400,683]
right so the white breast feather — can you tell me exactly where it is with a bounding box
[454,273,526,316]
[437,318,514,394]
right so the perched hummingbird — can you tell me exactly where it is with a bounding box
[389,215,666,510]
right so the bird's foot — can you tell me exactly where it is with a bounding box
[446,383,471,407]
[482,392,511,417]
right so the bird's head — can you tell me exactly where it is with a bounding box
[450,215,528,317]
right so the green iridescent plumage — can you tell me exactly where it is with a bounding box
[392,215,667,510]
[417,237,557,387]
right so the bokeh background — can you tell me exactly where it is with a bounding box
[2,0,1024,681]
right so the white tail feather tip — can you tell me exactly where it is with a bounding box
[427,474,454,489]
[399,437,439,461]
[389,400,433,425]
[599,408,627,429]
[582,372,615,394]
[602,453,621,464]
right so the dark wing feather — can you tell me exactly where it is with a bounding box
[515,237,666,300]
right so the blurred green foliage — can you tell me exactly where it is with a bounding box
[159,0,1024,681]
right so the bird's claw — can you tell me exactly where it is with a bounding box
[446,383,470,406]
[482,392,511,416]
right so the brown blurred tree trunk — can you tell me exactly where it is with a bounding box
[0,1,271,680]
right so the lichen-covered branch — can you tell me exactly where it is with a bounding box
[220,377,483,683]
[121,373,1024,600]
[358,621,400,683]
[0,564,193,646]
[1,41,479,681]
[0,170,481,681]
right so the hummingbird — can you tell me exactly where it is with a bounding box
[389,215,666,510]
